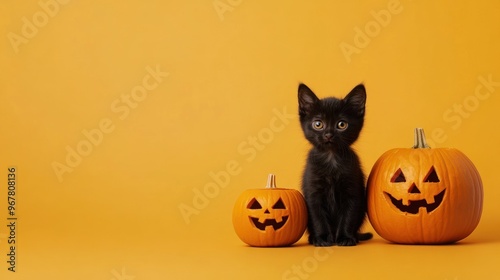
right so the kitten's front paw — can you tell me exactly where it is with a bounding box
[309,235,334,247]
[312,240,335,247]
[336,236,357,246]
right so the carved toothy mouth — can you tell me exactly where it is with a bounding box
[250,216,289,230]
[384,189,446,214]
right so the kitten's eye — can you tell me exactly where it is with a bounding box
[336,121,348,130]
[312,120,324,131]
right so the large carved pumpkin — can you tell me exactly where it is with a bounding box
[367,128,483,244]
[232,174,307,247]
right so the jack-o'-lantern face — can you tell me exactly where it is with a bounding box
[232,174,308,247]
[384,166,445,215]
[366,128,483,244]
[247,197,289,231]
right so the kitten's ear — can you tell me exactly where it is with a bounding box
[345,84,366,116]
[298,83,320,115]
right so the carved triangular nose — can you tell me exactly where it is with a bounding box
[408,183,421,193]
[264,209,270,214]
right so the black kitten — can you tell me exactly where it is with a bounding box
[298,83,372,246]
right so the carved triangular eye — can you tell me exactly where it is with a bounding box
[391,168,406,183]
[272,198,286,209]
[424,166,440,183]
[247,198,262,209]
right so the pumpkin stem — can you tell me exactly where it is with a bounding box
[266,174,277,189]
[413,128,431,149]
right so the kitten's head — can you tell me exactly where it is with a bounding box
[298,83,366,151]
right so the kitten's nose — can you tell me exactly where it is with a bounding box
[324,133,333,140]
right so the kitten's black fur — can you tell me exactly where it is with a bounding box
[298,83,372,246]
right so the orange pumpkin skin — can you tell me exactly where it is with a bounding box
[232,175,307,247]
[367,129,483,244]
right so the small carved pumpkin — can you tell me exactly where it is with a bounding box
[367,128,483,244]
[232,174,307,247]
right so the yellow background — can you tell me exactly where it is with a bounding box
[2,0,500,279]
